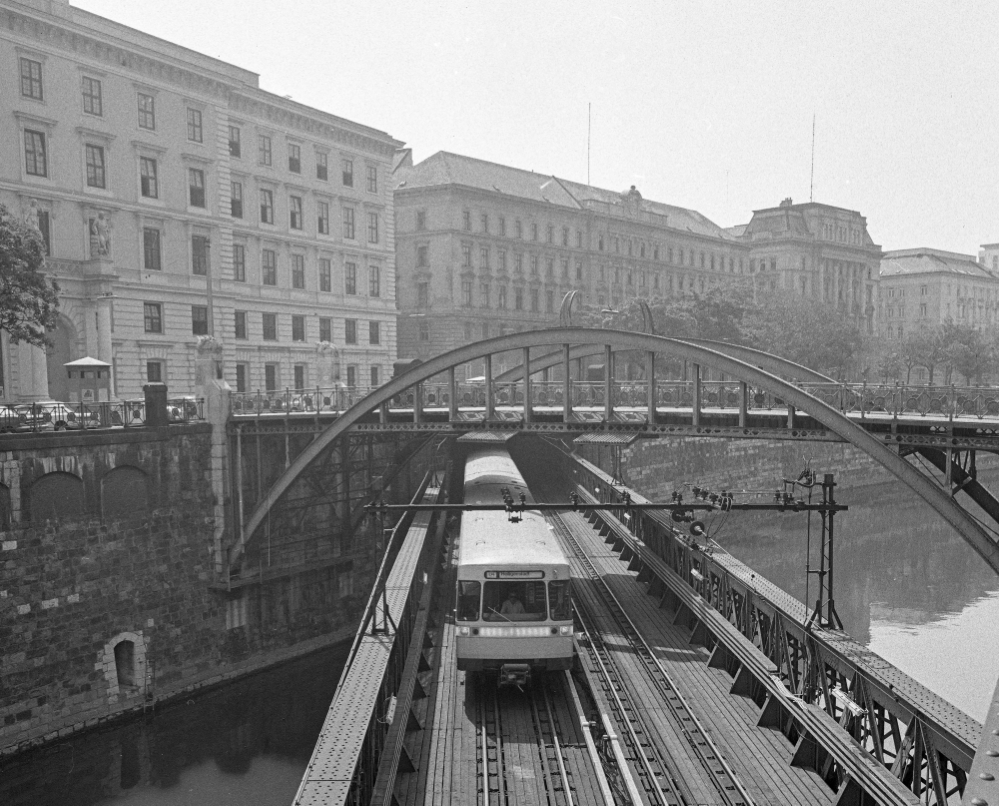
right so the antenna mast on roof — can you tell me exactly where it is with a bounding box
[587,103,591,186]
[809,114,816,202]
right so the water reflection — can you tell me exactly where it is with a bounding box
[0,643,348,806]
[715,472,999,720]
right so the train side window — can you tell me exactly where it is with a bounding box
[457,581,481,621]
[549,580,572,621]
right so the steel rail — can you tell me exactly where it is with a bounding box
[553,512,754,806]
[531,676,575,806]
[478,685,506,806]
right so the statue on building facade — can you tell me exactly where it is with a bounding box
[91,212,112,256]
[21,199,41,233]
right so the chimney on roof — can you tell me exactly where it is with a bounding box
[779,197,793,207]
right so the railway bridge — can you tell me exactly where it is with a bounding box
[222,328,999,805]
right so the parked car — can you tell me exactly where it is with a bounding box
[0,405,30,433]
[15,400,96,431]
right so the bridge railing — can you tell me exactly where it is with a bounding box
[229,381,999,422]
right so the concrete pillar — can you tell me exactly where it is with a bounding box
[96,297,114,396]
[18,341,49,401]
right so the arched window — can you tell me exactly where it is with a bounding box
[101,466,148,519]
[115,640,136,687]
[29,472,84,521]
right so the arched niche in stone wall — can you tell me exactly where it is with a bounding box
[28,471,84,521]
[0,483,10,530]
[101,465,149,520]
[100,631,149,705]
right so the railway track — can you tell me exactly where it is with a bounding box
[472,671,610,806]
[535,488,754,806]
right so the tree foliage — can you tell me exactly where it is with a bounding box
[0,203,59,347]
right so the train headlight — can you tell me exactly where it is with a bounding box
[559,625,573,636]
[456,626,470,636]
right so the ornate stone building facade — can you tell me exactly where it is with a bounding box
[0,0,401,402]
[393,152,881,377]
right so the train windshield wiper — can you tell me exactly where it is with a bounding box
[488,607,514,623]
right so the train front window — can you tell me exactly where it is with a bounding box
[483,581,546,621]
[549,580,572,621]
[457,581,481,621]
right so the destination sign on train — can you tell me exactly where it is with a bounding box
[485,570,545,579]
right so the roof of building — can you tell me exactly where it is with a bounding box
[880,248,997,279]
[395,151,736,240]
[742,206,815,240]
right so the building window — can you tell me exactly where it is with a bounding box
[462,243,472,268]
[370,365,380,386]
[417,244,429,267]
[260,189,274,224]
[292,315,305,342]
[291,254,305,289]
[288,143,301,173]
[85,144,106,189]
[530,255,538,275]
[233,244,245,282]
[515,219,523,239]
[463,210,472,231]
[143,228,161,270]
[143,302,162,333]
[319,258,332,292]
[416,210,426,231]
[146,361,163,382]
[342,158,354,186]
[188,168,206,207]
[418,321,430,342]
[562,227,569,246]
[545,290,554,313]
[82,76,102,116]
[515,287,524,310]
[262,313,277,341]
[137,93,155,130]
[294,364,306,390]
[262,249,277,286]
[235,363,248,392]
[531,223,539,241]
[316,151,328,180]
[191,305,208,335]
[264,364,278,392]
[228,125,241,157]
[561,258,569,277]
[139,157,157,198]
[230,181,243,218]
[480,213,489,233]
[515,253,523,274]
[346,366,356,387]
[319,317,332,342]
[498,286,507,309]
[530,289,539,312]
[368,212,379,244]
[417,281,429,307]
[369,321,380,345]
[547,225,554,243]
[367,164,378,193]
[480,282,490,307]
[498,249,506,272]
[345,262,357,295]
[290,195,303,230]
[24,130,47,177]
[480,246,490,269]
[258,134,272,166]
[318,201,330,234]
[575,260,583,280]
[187,108,203,143]
[499,216,506,236]
[345,318,357,344]
[192,235,209,276]
[343,207,355,239]
[461,278,472,306]
[20,57,43,100]
[369,265,381,297]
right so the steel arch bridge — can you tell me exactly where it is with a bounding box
[229,328,999,578]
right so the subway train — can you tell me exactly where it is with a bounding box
[454,446,574,685]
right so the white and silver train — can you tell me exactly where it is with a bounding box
[455,446,574,685]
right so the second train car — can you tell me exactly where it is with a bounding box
[455,446,573,685]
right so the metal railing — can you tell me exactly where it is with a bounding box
[230,380,999,422]
[0,397,205,434]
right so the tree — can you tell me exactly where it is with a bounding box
[0,203,59,347]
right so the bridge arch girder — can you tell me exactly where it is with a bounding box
[232,328,999,575]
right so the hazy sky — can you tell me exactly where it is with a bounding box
[75,0,999,254]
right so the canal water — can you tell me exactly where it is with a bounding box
[3,473,998,803]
